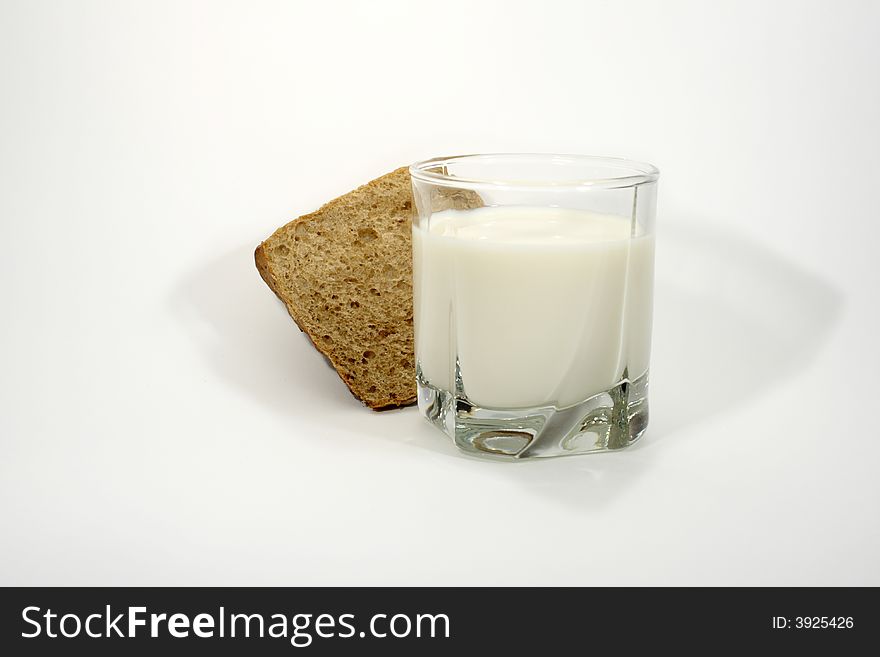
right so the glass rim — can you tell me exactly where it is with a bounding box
[409,153,659,191]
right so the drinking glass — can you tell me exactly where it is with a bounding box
[410,154,659,459]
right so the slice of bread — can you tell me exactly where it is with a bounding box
[255,167,416,410]
[256,167,482,411]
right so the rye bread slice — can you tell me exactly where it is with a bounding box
[256,167,482,411]
[255,167,416,410]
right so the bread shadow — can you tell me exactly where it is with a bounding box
[171,245,385,411]
[169,245,454,452]
[170,221,842,510]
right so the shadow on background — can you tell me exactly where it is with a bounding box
[171,245,367,416]
[169,245,435,451]
[170,221,843,509]
[648,219,843,440]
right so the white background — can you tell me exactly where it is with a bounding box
[2,0,879,585]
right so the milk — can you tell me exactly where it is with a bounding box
[413,206,654,409]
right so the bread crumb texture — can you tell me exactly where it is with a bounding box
[256,168,416,410]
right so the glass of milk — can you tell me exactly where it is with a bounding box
[410,154,659,459]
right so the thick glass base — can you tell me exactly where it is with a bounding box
[417,368,649,459]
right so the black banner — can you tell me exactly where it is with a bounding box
[0,587,875,654]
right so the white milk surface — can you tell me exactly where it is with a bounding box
[413,206,654,409]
